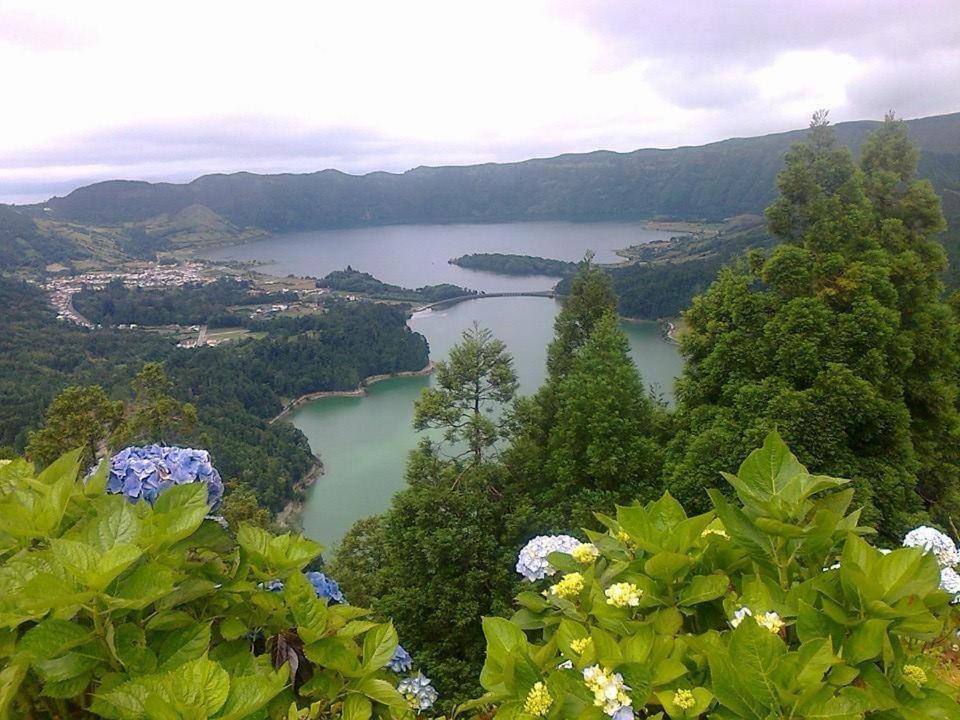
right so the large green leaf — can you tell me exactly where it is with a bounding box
[678,574,729,606]
[362,622,398,672]
[18,619,92,661]
[214,666,289,720]
[156,622,212,672]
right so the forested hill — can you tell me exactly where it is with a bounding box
[26,113,960,231]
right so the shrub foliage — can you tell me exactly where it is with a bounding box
[0,451,415,720]
[472,432,960,719]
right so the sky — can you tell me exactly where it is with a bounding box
[0,0,957,203]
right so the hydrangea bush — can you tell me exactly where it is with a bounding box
[469,432,960,719]
[0,449,430,719]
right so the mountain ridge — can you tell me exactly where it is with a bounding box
[20,112,959,231]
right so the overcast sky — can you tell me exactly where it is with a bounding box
[1,0,957,203]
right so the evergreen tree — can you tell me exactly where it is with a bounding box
[664,113,960,537]
[111,362,197,447]
[540,311,661,524]
[413,323,518,462]
[545,252,618,381]
[26,385,123,468]
[333,443,516,707]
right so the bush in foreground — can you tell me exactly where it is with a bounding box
[0,450,428,719]
[472,432,960,719]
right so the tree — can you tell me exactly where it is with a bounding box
[26,385,123,468]
[664,113,960,538]
[545,252,618,381]
[545,312,661,496]
[414,323,518,463]
[111,362,197,447]
[337,443,517,707]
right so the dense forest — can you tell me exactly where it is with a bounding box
[0,278,428,510]
[73,276,298,326]
[449,253,579,277]
[323,115,960,707]
[317,267,475,302]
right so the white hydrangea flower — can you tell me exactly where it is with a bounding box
[941,567,960,603]
[729,606,752,628]
[583,665,632,717]
[903,526,960,568]
[516,534,581,581]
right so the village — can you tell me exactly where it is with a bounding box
[42,260,334,344]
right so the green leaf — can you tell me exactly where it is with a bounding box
[644,552,691,582]
[34,650,99,682]
[343,693,373,720]
[18,619,92,661]
[219,618,247,642]
[842,619,888,665]
[678,574,729,606]
[734,430,806,502]
[156,622,212,672]
[214,666,289,720]
[362,622,399,672]
[147,484,210,547]
[42,671,93,699]
[305,637,360,676]
[727,619,786,710]
[0,662,27,718]
[358,677,409,710]
[284,571,329,644]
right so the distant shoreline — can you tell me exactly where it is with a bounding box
[270,361,435,424]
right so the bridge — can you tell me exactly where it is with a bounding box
[412,290,556,312]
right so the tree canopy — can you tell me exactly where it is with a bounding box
[664,113,960,538]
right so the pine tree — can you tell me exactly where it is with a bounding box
[413,323,518,463]
[664,113,960,537]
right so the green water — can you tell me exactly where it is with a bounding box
[291,296,683,550]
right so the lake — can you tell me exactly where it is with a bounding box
[201,221,673,293]
[206,221,685,551]
[291,297,683,550]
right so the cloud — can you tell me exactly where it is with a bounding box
[0,0,956,203]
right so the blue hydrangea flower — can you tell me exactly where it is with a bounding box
[397,671,438,711]
[261,572,346,603]
[387,645,413,673]
[305,571,344,603]
[107,445,224,510]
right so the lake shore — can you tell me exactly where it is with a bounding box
[271,361,434,533]
[270,361,435,424]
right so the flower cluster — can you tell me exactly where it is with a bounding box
[262,571,346,604]
[902,526,960,603]
[397,671,438,711]
[730,607,784,634]
[305,571,344,603]
[570,637,592,654]
[524,682,553,717]
[516,535,582,581]
[572,543,600,564]
[701,526,729,539]
[107,445,224,510]
[387,645,413,673]
[903,526,960,568]
[729,606,752,628]
[546,572,584,600]
[583,665,632,719]
[673,689,696,711]
[902,664,928,687]
[604,582,642,608]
